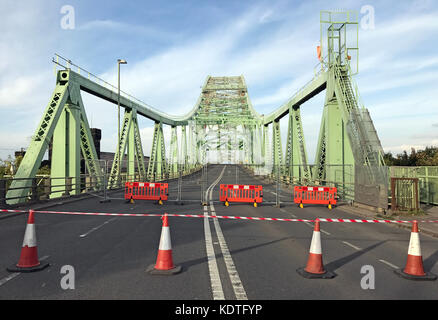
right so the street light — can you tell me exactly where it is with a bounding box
[117,59,127,186]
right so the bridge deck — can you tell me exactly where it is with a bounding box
[1,164,438,299]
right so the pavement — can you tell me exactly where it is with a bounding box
[1,164,438,300]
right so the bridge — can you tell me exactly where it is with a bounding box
[5,11,387,209]
[1,11,437,302]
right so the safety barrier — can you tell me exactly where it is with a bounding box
[5,209,436,282]
[294,186,337,209]
[2,208,438,223]
[219,184,263,207]
[125,182,169,204]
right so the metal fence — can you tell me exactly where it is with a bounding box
[389,166,438,206]
[8,162,435,211]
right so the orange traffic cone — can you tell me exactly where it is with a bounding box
[146,213,182,275]
[297,219,335,279]
[395,221,436,281]
[7,210,49,272]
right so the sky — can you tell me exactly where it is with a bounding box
[0,0,437,163]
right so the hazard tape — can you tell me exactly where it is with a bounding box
[1,208,438,224]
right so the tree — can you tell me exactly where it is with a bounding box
[385,146,438,166]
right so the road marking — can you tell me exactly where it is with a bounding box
[203,166,227,300]
[300,219,330,235]
[378,259,399,269]
[0,255,49,287]
[79,217,117,238]
[204,206,225,300]
[342,241,362,251]
[206,166,248,300]
[210,198,248,299]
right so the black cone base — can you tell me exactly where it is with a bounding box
[297,267,336,279]
[146,264,182,275]
[394,269,437,281]
[7,261,49,273]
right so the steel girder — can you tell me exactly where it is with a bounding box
[284,106,311,183]
[272,120,283,172]
[168,126,179,176]
[147,121,167,181]
[6,72,102,204]
[108,108,146,187]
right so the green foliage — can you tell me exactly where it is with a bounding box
[37,165,51,175]
[385,146,438,166]
[0,154,51,178]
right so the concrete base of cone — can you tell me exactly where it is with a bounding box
[7,261,49,273]
[296,267,336,279]
[394,269,437,281]
[146,264,182,275]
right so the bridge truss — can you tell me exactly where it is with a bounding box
[6,11,387,208]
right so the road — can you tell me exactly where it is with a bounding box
[0,164,437,299]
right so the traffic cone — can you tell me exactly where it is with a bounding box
[395,221,437,281]
[297,219,335,279]
[7,210,49,272]
[146,213,182,275]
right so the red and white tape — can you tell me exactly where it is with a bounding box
[1,208,438,224]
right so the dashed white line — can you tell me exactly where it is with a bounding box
[342,241,362,251]
[378,259,399,269]
[0,255,49,287]
[79,217,117,238]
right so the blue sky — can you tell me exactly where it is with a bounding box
[0,0,437,163]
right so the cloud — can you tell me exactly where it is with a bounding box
[2,0,438,162]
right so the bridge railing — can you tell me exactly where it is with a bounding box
[0,174,106,206]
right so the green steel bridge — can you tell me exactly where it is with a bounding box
[5,11,390,208]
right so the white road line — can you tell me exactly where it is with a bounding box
[79,217,117,238]
[342,241,362,251]
[378,259,399,269]
[204,205,225,300]
[0,272,20,287]
[0,255,49,287]
[203,166,227,300]
[211,213,248,300]
[206,165,248,300]
[210,185,248,300]
[302,220,330,235]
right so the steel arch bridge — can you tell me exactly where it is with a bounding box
[6,11,387,207]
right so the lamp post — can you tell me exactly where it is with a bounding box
[117,59,127,186]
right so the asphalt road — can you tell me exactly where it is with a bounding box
[0,164,437,299]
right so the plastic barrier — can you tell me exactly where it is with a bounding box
[220,184,263,207]
[125,182,169,205]
[294,186,337,209]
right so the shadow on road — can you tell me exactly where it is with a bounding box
[324,240,386,272]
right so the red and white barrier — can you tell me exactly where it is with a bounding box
[2,208,438,224]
